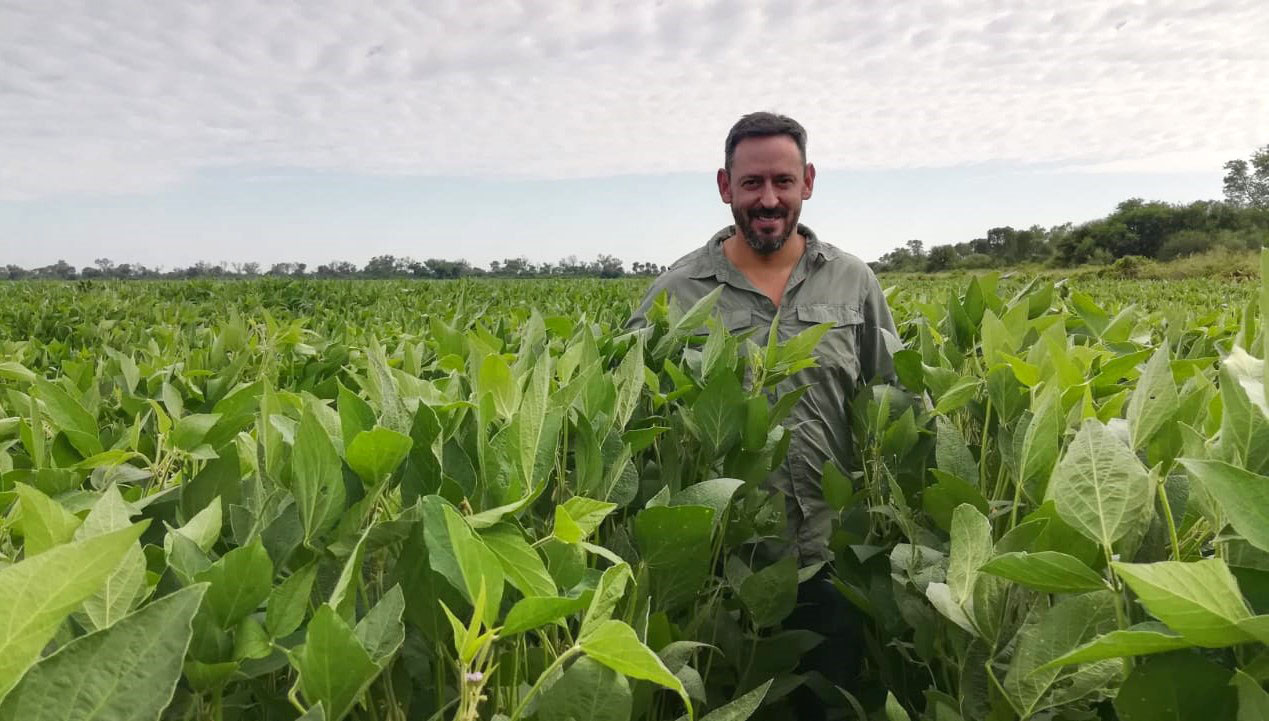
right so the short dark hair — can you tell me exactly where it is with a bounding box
[724,112,808,173]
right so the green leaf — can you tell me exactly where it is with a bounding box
[1020,382,1061,500]
[694,678,772,721]
[1114,652,1237,721]
[34,379,101,458]
[671,478,745,524]
[293,403,346,544]
[580,563,633,640]
[1002,591,1119,717]
[934,416,978,488]
[980,552,1108,593]
[15,484,81,556]
[634,505,715,611]
[821,461,854,512]
[354,586,405,665]
[194,536,274,630]
[480,523,555,598]
[290,605,382,721]
[579,620,692,718]
[553,505,585,544]
[1046,419,1152,550]
[74,485,146,630]
[559,496,618,541]
[948,504,993,606]
[1232,668,1269,721]
[1040,623,1192,670]
[345,426,413,486]
[1112,559,1255,647]
[538,656,632,721]
[0,522,147,701]
[438,504,503,622]
[934,378,979,415]
[336,381,375,449]
[738,557,797,628]
[1179,459,1269,553]
[1128,347,1180,450]
[0,584,207,721]
[690,370,744,456]
[885,691,913,721]
[0,362,36,385]
[502,594,592,636]
[267,563,318,638]
[164,496,222,556]
[171,413,222,453]
[922,470,989,533]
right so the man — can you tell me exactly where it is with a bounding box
[628,111,902,565]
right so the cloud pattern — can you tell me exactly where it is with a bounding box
[1,0,1266,199]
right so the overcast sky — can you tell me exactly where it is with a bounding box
[2,0,1266,270]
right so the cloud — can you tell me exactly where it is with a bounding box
[1,0,1266,200]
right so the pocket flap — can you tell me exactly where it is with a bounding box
[796,304,863,326]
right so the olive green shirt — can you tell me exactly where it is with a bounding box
[628,224,901,563]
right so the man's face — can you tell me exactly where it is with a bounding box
[717,135,815,255]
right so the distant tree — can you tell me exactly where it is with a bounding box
[905,239,924,258]
[925,245,956,272]
[596,254,624,278]
[1223,145,1269,208]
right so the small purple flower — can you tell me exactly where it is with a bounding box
[465,671,484,683]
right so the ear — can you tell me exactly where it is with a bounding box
[717,168,732,204]
[802,163,816,200]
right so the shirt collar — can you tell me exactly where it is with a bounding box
[690,224,831,281]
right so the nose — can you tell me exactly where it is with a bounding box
[759,182,779,207]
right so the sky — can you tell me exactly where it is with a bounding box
[1,0,1266,270]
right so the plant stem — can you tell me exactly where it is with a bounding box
[508,645,580,721]
[1157,477,1182,561]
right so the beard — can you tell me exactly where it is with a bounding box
[733,205,798,255]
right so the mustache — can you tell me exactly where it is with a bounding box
[748,209,787,219]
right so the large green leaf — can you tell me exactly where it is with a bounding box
[74,485,147,630]
[1002,591,1119,717]
[293,403,346,544]
[1233,668,1269,721]
[422,501,504,622]
[579,620,692,718]
[34,379,101,458]
[1019,382,1061,500]
[1128,347,1180,450]
[634,505,714,611]
[1046,419,1152,550]
[0,584,206,721]
[289,605,382,721]
[479,522,555,598]
[345,426,413,486]
[267,563,317,638]
[1112,559,1255,647]
[580,563,632,640]
[1179,459,1269,553]
[353,586,405,665]
[691,679,772,721]
[690,370,744,456]
[738,557,797,628]
[194,536,274,630]
[934,416,978,487]
[537,656,632,721]
[980,551,1107,593]
[0,522,147,701]
[15,484,81,556]
[1040,622,1192,670]
[1114,652,1237,721]
[503,594,592,636]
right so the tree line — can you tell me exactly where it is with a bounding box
[871,144,1269,273]
[2,254,668,281]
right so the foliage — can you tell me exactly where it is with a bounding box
[1,256,1268,720]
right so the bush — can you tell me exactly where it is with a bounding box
[1158,230,1214,261]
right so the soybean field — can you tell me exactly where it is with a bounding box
[0,258,1266,721]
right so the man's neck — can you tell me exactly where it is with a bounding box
[722,229,807,275]
[721,229,807,307]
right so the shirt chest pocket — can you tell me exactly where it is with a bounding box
[791,304,864,381]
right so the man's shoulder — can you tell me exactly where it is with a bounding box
[812,240,878,281]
